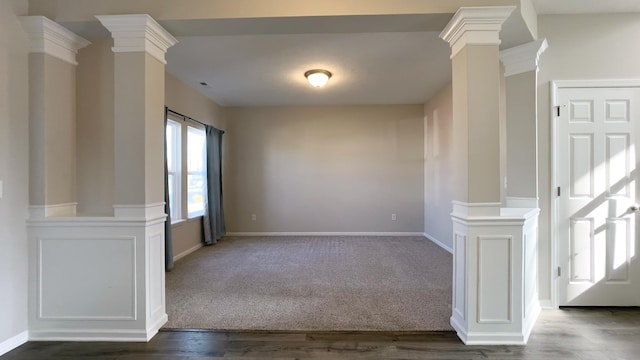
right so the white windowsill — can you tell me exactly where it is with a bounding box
[171,219,186,227]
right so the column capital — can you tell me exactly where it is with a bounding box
[19,16,90,66]
[439,6,515,59]
[500,39,548,77]
[96,14,177,64]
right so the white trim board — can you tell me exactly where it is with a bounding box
[173,242,203,262]
[0,331,29,356]
[225,232,425,237]
[28,328,154,342]
[424,232,453,254]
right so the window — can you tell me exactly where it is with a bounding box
[165,116,207,222]
[187,126,206,217]
[166,120,182,222]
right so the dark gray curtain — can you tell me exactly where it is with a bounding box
[164,108,174,271]
[203,125,226,245]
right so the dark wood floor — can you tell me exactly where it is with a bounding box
[3,308,639,359]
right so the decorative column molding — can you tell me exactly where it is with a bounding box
[439,6,516,58]
[442,5,542,345]
[96,14,177,64]
[19,16,90,66]
[451,204,541,345]
[500,39,549,77]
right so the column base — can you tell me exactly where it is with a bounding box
[451,201,540,345]
[27,204,167,342]
[452,299,541,345]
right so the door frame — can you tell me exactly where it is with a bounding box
[550,79,640,308]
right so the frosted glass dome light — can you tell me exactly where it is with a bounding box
[304,69,332,88]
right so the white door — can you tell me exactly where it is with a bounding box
[557,85,640,306]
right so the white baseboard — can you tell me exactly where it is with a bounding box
[225,232,425,237]
[539,299,555,309]
[29,328,153,342]
[424,232,453,253]
[146,313,168,341]
[173,242,203,262]
[0,330,29,356]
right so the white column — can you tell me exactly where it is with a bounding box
[441,6,541,345]
[501,39,548,208]
[24,15,176,342]
[20,16,90,217]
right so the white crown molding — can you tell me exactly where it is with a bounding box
[500,39,548,77]
[96,14,177,64]
[19,16,90,66]
[439,6,516,59]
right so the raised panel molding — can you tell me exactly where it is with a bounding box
[28,206,168,342]
[450,201,540,345]
[38,236,137,321]
[453,232,468,321]
[147,232,164,319]
[477,235,513,324]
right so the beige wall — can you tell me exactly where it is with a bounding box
[224,105,424,233]
[537,14,640,303]
[76,41,226,256]
[165,73,226,131]
[506,71,537,198]
[29,54,77,206]
[165,72,226,258]
[76,38,114,215]
[0,0,29,346]
[424,84,454,250]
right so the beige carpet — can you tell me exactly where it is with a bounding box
[165,236,453,331]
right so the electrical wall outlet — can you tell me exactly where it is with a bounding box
[251,214,257,221]
[391,213,397,221]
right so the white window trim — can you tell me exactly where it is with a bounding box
[166,118,182,223]
[186,124,206,219]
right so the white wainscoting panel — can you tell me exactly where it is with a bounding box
[147,231,164,322]
[28,207,167,341]
[38,236,136,320]
[450,202,541,345]
[477,236,512,324]
[453,232,467,321]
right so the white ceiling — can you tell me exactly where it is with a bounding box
[165,31,451,107]
[158,1,640,107]
[161,14,453,107]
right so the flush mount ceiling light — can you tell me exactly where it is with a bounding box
[304,69,332,88]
